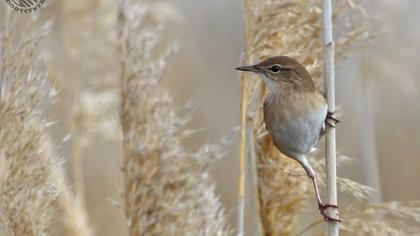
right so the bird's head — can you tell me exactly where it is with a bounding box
[236,56,315,93]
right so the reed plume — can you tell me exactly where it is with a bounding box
[0,13,59,236]
[0,11,94,236]
[339,201,420,235]
[117,1,228,235]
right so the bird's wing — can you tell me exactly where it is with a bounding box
[263,99,272,132]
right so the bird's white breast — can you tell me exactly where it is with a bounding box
[264,92,327,158]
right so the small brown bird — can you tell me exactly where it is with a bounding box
[236,56,340,221]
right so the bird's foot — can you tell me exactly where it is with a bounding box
[326,112,340,127]
[319,204,341,222]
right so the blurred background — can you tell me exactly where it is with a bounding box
[2,0,420,235]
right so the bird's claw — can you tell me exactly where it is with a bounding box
[319,204,338,210]
[326,112,340,127]
[319,204,342,222]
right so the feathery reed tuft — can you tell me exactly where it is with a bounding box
[0,12,94,236]
[117,1,228,235]
[338,201,420,235]
[0,13,59,236]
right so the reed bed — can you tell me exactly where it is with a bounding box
[1,1,420,236]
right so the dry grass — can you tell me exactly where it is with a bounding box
[0,11,93,236]
[117,1,229,235]
[0,12,59,236]
[338,201,420,235]
[54,0,119,212]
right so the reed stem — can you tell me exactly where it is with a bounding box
[322,0,339,235]
[238,69,248,236]
[71,132,86,212]
[237,1,253,235]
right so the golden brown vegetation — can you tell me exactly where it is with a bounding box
[117,1,228,235]
[0,32,58,235]
[0,13,92,236]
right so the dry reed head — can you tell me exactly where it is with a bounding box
[313,156,374,201]
[70,91,120,145]
[58,0,120,143]
[0,13,59,236]
[240,0,369,235]
[0,11,94,236]
[338,201,420,235]
[118,1,228,235]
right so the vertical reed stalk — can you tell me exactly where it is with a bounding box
[238,75,247,236]
[322,0,339,235]
[238,1,253,235]
[71,132,86,211]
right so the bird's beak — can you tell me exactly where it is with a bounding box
[235,65,258,72]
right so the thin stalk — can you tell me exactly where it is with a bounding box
[60,0,87,213]
[116,4,132,227]
[249,119,263,236]
[322,0,339,235]
[71,132,86,212]
[238,73,248,236]
[238,0,252,235]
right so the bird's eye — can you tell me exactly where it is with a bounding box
[271,65,281,73]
